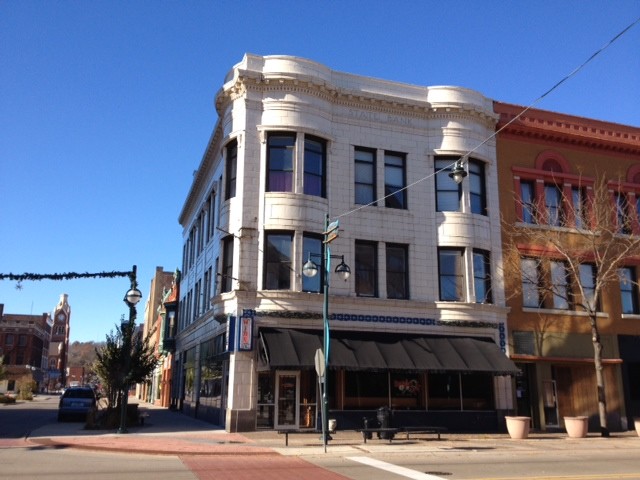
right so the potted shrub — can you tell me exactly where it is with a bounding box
[564,416,589,438]
[505,416,531,439]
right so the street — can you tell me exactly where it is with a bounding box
[1,396,640,480]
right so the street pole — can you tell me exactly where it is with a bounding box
[322,214,330,453]
[118,265,142,434]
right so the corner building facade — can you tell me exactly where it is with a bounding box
[176,55,518,432]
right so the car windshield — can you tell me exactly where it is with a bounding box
[64,389,94,399]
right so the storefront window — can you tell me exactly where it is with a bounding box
[428,373,461,410]
[390,373,424,409]
[257,372,275,428]
[344,371,388,409]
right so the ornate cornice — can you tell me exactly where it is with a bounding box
[495,101,640,156]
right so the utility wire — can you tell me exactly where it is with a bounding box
[335,16,640,221]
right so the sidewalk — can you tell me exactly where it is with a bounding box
[25,397,640,457]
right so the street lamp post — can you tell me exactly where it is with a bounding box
[302,215,350,453]
[118,265,142,434]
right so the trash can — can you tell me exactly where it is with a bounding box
[377,406,393,440]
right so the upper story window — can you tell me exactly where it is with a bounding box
[579,263,598,311]
[5,334,13,345]
[264,232,293,290]
[513,151,594,228]
[473,249,492,304]
[550,260,570,309]
[469,160,487,215]
[615,192,633,234]
[355,240,378,297]
[435,157,461,212]
[267,133,295,192]
[303,136,326,197]
[521,257,541,308]
[619,267,639,314]
[267,132,327,198]
[225,140,237,200]
[18,334,27,346]
[207,190,216,242]
[386,244,409,300]
[302,234,322,293]
[384,151,406,209]
[438,248,464,301]
[221,236,234,293]
[355,147,376,205]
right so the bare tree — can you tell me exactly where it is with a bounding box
[502,175,640,437]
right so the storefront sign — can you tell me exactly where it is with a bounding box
[238,314,253,351]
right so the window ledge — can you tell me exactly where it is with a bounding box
[621,313,640,320]
[522,307,607,318]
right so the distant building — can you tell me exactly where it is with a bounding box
[0,303,52,393]
[49,294,71,390]
[138,267,175,405]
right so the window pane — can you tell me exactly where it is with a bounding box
[521,258,540,307]
[225,141,237,200]
[302,235,322,293]
[222,237,234,293]
[572,187,585,229]
[545,184,562,226]
[520,182,535,224]
[267,134,295,192]
[469,160,486,215]
[356,242,377,297]
[579,264,597,310]
[473,250,491,304]
[439,249,463,301]
[620,267,638,314]
[355,148,376,205]
[386,245,408,299]
[551,261,569,309]
[265,233,292,290]
[435,158,461,212]
[304,137,325,197]
[385,152,406,209]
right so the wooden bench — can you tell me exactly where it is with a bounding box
[356,427,400,444]
[277,429,322,446]
[399,426,447,440]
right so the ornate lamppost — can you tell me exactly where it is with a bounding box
[118,265,142,434]
[302,215,350,452]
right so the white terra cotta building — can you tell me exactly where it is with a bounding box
[175,54,518,432]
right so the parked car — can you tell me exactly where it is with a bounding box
[58,386,97,421]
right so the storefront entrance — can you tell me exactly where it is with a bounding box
[275,371,299,428]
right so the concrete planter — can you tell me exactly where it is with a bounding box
[634,419,640,437]
[505,416,530,439]
[564,416,589,438]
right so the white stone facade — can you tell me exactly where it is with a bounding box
[177,54,511,431]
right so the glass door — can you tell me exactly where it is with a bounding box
[543,379,559,427]
[275,371,299,429]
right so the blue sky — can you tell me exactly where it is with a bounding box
[1,1,639,343]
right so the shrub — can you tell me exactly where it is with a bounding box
[0,395,16,404]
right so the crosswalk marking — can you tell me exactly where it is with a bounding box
[346,456,446,480]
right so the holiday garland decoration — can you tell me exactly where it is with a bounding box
[0,270,135,290]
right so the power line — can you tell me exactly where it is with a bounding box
[335,16,640,222]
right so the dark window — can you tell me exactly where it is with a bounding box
[264,232,293,290]
[5,334,13,345]
[620,267,639,314]
[579,263,598,311]
[304,136,326,197]
[435,157,462,212]
[473,249,492,304]
[428,373,461,410]
[521,257,541,308]
[550,260,570,309]
[344,371,388,408]
[221,236,234,293]
[302,234,322,293]
[225,140,237,200]
[545,184,563,226]
[616,192,632,234]
[355,147,376,205]
[520,181,535,224]
[355,241,378,297]
[469,159,487,215]
[384,151,406,209]
[572,186,586,229]
[386,244,409,299]
[438,248,464,301]
[267,133,295,192]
